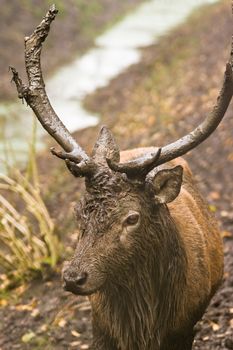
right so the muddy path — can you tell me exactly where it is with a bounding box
[0,0,143,101]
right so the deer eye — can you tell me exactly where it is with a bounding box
[124,212,140,226]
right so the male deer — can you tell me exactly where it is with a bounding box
[11,6,233,350]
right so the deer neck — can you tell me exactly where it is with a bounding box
[90,206,187,350]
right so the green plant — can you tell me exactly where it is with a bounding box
[0,120,61,289]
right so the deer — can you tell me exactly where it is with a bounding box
[11,5,233,350]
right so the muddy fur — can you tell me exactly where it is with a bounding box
[63,144,223,350]
[90,204,187,350]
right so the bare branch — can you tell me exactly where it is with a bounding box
[11,5,89,165]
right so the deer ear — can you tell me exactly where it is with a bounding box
[92,126,120,163]
[152,166,183,204]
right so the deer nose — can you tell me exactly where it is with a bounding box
[63,271,88,293]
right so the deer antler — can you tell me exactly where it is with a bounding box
[106,149,161,180]
[156,51,233,166]
[10,5,93,177]
[107,34,233,176]
[11,5,233,181]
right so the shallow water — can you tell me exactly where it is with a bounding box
[0,0,218,170]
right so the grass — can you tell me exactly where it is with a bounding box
[0,121,61,290]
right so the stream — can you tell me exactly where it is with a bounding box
[0,0,218,171]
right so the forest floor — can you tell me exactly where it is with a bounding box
[0,0,233,349]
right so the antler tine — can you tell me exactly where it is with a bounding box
[107,148,161,180]
[156,34,233,166]
[10,5,90,171]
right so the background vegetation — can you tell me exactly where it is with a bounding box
[0,0,142,100]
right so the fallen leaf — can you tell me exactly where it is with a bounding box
[220,210,229,218]
[15,298,38,312]
[0,299,8,307]
[71,330,81,338]
[209,205,217,213]
[209,191,220,200]
[210,321,220,332]
[21,331,36,343]
[14,284,27,296]
[0,274,8,281]
[39,324,48,333]
[16,304,32,311]
[58,318,67,328]
[70,341,81,347]
[31,308,40,318]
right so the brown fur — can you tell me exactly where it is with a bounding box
[63,147,223,350]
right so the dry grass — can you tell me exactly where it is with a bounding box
[0,122,61,289]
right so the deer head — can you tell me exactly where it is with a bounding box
[11,6,233,295]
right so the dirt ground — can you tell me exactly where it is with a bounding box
[0,1,233,349]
